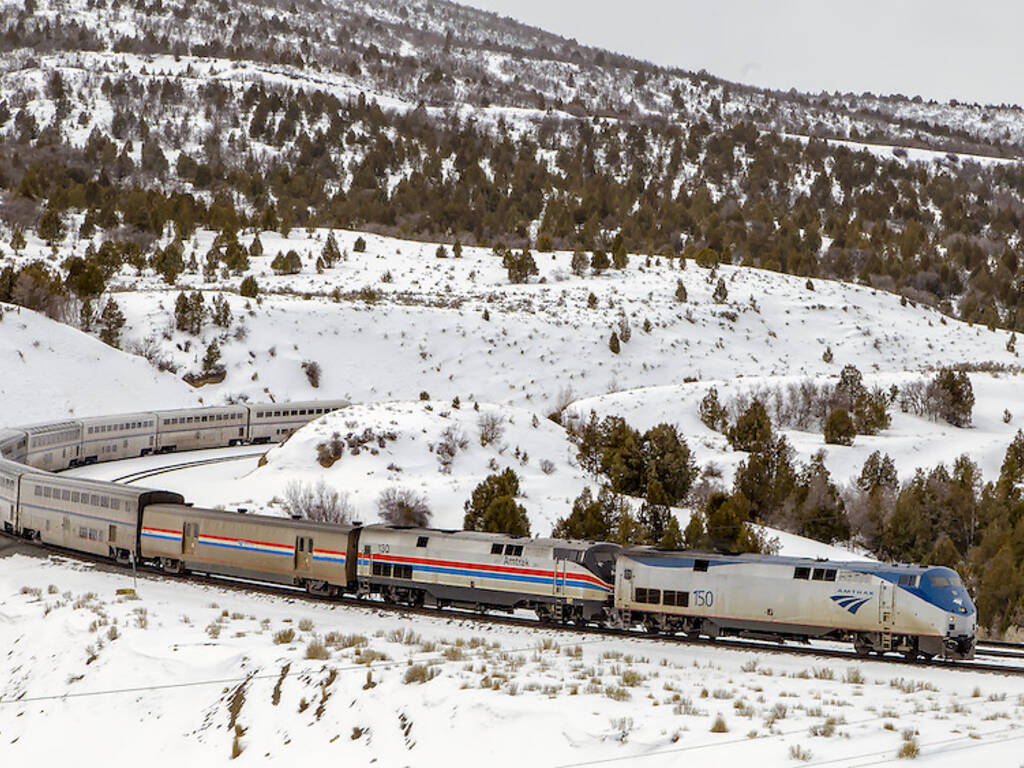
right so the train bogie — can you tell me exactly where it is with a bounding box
[78,413,158,464]
[246,400,349,443]
[154,406,249,452]
[141,504,357,592]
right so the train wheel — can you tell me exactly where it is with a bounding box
[853,636,873,656]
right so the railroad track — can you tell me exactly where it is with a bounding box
[8,532,1024,678]
[92,449,267,485]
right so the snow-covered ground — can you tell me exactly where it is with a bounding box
[0,302,200,424]
[2,550,1022,767]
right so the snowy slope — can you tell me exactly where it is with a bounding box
[568,372,1024,486]
[0,302,200,426]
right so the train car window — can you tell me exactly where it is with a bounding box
[297,538,304,552]
[372,562,393,577]
[694,559,709,572]
[794,567,810,580]
[812,568,826,581]
[930,576,950,587]
[623,569,632,580]
[506,545,524,557]
[43,487,51,498]
[100,496,109,508]
[363,545,371,555]
[394,564,413,579]
[416,536,429,548]
[34,486,41,496]
[490,543,504,555]
[824,569,837,581]
[71,491,79,503]
[91,494,100,506]
[663,590,689,607]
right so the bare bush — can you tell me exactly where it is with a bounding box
[282,480,352,524]
[302,360,322,388]
[478,412,505,446]
[315,432,345,468]
[377,487,432,526]
[437,425,469,473]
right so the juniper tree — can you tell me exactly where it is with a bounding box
[98,298,125,348]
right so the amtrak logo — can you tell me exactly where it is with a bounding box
[831,594,871,614]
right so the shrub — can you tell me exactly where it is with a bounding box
[305,639,329,659]
[282,480,351,524]
[897,735,920,759]
[316,432,345,468]
[436,425,469,473]
[353,236,366,252]
[270,250,302,274]
[273,628,296,644]
[710,714,728,733]
[377,487,432,526]
[699,387,728,432]
[503,249,539,284]
[302,360,322,388]
[926,368,974,427]
[239,276,259,298]
[712,277,728,303]
[404,663,437,684]
[478,412,505,446]
[609,331,620,354]
[824,408,855,446]
[675,279,687,302]
[728,399,772,451]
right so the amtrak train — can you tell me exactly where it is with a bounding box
[0,402,977,661]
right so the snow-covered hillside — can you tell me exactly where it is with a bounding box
[88,227,1020,415]
[0,301,199,425]
[569,372,1024,487]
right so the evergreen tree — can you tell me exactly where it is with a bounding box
[353,236,367,252]
[202,338,221,372]
[675,280,687,302]
[271,250,302,274]
[698,387,728,432]
[38,206,64,245]
[609,331,620,354]
[553,486,617,541]
[728,399,772,451]
[239,276,259,298]
[712,276,728,303]
[502,249,538,284]
[10,227,25,253]
[571,250,588,277]
[793,453,849,543]
[463,468,530,536]
[824,408,855,446]
[98,298,125,348]
[321,232,341,266]
[590,250,610,273]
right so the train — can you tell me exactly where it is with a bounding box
[0,402,977,661]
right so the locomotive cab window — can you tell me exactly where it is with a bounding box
[505,545,523,557]
[635,588,661,604]
[663,590,689,607]
[694,559,709,572]
[812,568,827,581]
[794,567,810,580]
[824,569,837,581]
[416,536,428,548]
[490,543,503,555]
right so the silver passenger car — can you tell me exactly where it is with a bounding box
[16,470,182,561]
[0,428,27,463]
[22,421,83,471]
[0,457,24,534]
[78,412,159,464]
[246,400,349,443]
[154,406,249,452]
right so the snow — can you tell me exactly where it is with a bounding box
[0,301,200,426]
[2,550,1022,766]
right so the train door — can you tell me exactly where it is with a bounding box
[553,556,568,598]
[295,536,313,572]
[878,581,895,627]
[182,522,199,556]
[61,515,70,547]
